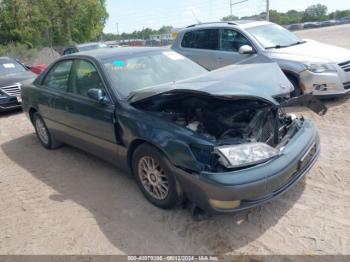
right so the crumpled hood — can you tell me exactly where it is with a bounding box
[0,70,36,88]
[267,40,350,63]
[128,63,293,105]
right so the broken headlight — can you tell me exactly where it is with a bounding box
[214,142,279,168]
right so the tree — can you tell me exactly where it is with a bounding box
[221,15,238,21]
[285,10,304,24]
[328,10,350,19]
[0,0,108,47]
[302,4,328,22]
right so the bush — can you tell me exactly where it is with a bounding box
[0,43,39,63]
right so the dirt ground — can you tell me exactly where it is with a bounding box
[295,24,350,49]
[0,25,350,255]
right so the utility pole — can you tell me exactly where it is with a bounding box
[266,0,270,21]
[116,22,119,41]
[229,0,248,17]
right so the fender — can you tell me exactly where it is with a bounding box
[280,94,327,116]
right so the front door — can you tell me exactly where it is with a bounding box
[216,29,258,68]
[61,59,120,164]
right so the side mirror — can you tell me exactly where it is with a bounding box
[87,88,107,103]
[239,45,255,54]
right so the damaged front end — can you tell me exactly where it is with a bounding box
[132,91,326,172]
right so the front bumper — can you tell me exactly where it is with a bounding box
[173,119,319,214]
[300,67,350,98]
[0,97,22,112]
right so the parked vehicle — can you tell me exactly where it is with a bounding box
[0,57,36,112]
[21,48,325,218]
[63,42,109,55]
[303,22,321,29]
[172,21,350,98]
[29,64,47,75]
[285,24,304,31]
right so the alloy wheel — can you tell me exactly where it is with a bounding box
[137,156,169,200]
[35,117,49,145]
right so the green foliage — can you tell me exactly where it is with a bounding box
[302,4,328,22]
[268,9,304,25]
[223,3,350,25]
[0,0,108,47]
[103,25,173,41]
[0,43,38,63]
[221,15,238,21]
[328,10,350,19]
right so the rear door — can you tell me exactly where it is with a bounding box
[60,59,119,164]
[178,29,221,70]
[38,59,73,132]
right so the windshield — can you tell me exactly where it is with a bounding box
[246,24,302,49]
[103,50,208,98]
[79,43,108,52]
[0,58,26,75]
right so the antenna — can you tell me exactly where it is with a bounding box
[191,10,201,24]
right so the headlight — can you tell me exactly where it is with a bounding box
[304,63,336,73]
[214,142,279,168]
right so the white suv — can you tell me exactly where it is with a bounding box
[172,20,350,97]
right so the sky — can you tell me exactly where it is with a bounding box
[104,0,350,33]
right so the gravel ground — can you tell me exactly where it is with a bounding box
[295,24,350,49]
[0,25,350,255]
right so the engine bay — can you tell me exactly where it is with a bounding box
[133,93,299,147]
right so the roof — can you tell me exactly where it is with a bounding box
[183,20,272,30]
[0,57,13,60]
[67,47,167,60]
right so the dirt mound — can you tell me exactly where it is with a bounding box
[31,47,60,65]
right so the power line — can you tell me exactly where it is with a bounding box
[230,0,249,16]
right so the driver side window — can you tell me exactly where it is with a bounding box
[69,60,106,99]
[219,29,251,52]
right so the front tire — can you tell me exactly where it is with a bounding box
[132,144,182,209]
[33,113,62,149]
[286,74,302,97]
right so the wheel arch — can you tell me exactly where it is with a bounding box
[28,107,38,124]
[282,70,304,94]
[127,139,170,176]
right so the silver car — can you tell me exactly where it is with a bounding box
[172,21,350,97]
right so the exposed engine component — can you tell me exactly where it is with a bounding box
[134,93,296,147]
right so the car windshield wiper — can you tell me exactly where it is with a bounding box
[265,45,289,50]
[287,40,307,47]
[265,41,306,50]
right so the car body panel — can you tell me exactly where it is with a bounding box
[0,57,36,111]
[21,48,321,214]
[265,40,350,64]
[172,21,350,97]
[128,63,293,104]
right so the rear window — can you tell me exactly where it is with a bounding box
[0,58,26,75]
[181,29,219,50]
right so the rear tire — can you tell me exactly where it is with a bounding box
[33,113,62,149]
[132,144,182,209]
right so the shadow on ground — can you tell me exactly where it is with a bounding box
[1,134,306,254]
[0,108,23,118]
